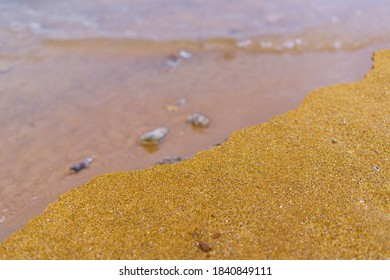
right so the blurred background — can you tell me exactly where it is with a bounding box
[1,0,390,241]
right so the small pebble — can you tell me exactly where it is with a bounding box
[166,98,186,111]
[70,156,94,173]
[179,49,192,59]
[156,156,183,165]
[213,138,228,147]
[212,232,221,239]
[166,54,180,67]
[175,98,187,106]
[140,127,169,146]
[198,241,212,252]
[187,113,210,127]
[373,166,380,172]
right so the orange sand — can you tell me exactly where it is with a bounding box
[0,50,389,260]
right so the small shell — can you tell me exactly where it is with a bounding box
[70,156,94,173]
[187,113,210,127]
[140,127,169,146]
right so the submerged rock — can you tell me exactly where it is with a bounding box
[70,156,94,173]
[187,113,210,127]
[140,127,169,146]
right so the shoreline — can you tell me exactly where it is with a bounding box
[0,40,383,243]
[1,50,388,259]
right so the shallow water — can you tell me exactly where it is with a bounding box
[2,0,390,51]
[1,0,390,242]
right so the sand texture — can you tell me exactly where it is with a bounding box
[1,50,389,260]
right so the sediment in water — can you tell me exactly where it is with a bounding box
[0,50,389,260]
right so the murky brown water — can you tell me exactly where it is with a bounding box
[1,0,390,242]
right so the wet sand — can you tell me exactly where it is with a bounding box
[1,38,388,242]
[0,49,388,260]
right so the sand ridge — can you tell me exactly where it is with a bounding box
[0,50,389,260]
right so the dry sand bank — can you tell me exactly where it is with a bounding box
[0,50,389,260]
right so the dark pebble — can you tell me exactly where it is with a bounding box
[70,157,94,173]
[70,162,87,173]
[156,156,183,165]
[199,241,212,252]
